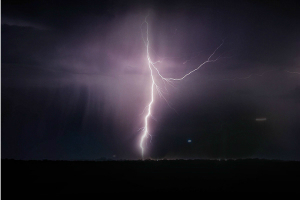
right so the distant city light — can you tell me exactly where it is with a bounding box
[256,118,267,121]
[188,140,192,143]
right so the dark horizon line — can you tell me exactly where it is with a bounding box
[2,158,300,162]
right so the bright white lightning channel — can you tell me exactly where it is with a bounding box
[139,15,223,159]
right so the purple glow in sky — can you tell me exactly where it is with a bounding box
[1,0,300,160]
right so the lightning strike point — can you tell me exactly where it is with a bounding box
[256,118,267,121]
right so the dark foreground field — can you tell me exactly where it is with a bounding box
[2,159,300,193]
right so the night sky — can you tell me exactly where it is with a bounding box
[2,0,300,160]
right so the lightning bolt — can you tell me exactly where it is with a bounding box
[139,15,223,159]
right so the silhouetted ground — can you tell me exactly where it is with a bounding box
[2,159,300,193]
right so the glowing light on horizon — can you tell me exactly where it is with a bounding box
[256,118,267,121]
[139,15,223,159]
[285,70,300,75]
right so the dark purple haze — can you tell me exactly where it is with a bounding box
[2,0,300,160]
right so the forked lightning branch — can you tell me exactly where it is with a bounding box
[139,15,224,159]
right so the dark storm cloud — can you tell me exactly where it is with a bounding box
[2,0,300,160]
[1,0,117,30]
[2,0,299,74]
[1,24,58,65]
